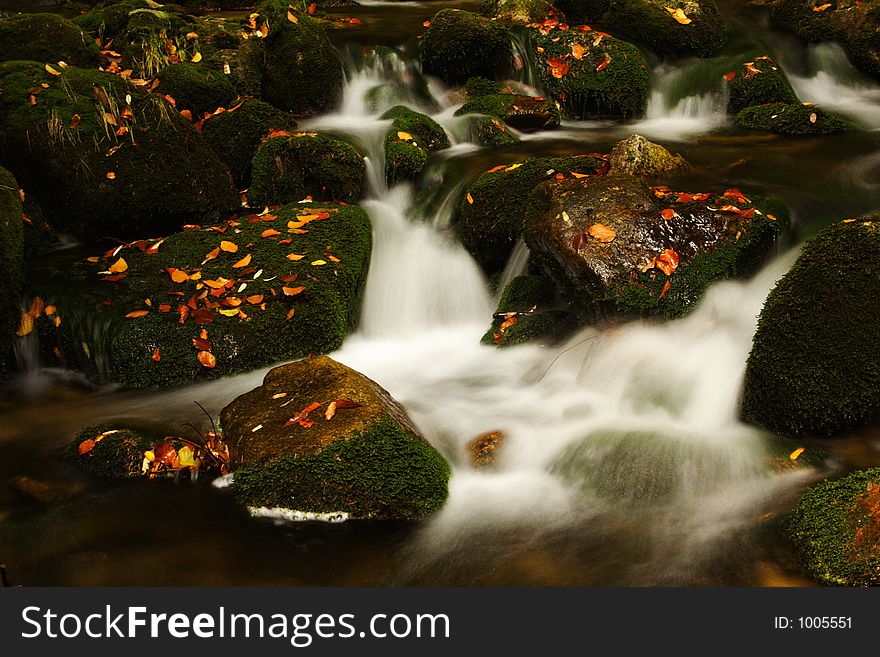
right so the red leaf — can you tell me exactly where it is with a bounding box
[78,439,96,455]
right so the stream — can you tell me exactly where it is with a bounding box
[1,0,879,586]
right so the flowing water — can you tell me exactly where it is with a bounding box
[1,1,879,586]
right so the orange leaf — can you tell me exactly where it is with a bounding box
[547,57,570,78]
[282,286,305,296]
[108,257,128,273]
[587,223,616,243]
[571,43,585,59]
[665,6,692,23]
[261,229,281,238]
[125,310,149,318]
[467,193,474,205]
[259,22,269,38]
[287,253,305,261]
[197,351,217,368]
[655,249,680,276]
[192,336,213,351]
[308,2,317,14]
[106,171,116,180]
[812,3,831,10]
[168,268,190,283]
[660,280,671,299]
[152,347,161,362]
[232,254,252,268]
[661,208,676,220]
[286,307,296,320]
[220,240,238,253]
[723,71,736,81]
[78,439,96,455]
[246,295,264,305]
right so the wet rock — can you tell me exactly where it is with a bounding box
[605,0,727,58]
[523,174,786,321]
[608,135,688,177]
[155,62,235,118]
[787,468,880,586]
[455,79,562,133]
[742,216,880,436]
[734,103,851,135]
[479,0,553,23]
[0,13,100,68]
[481,275,577,346]
[724,56,799,115]
[457,155,606,275]
[420,9,514,86]
[28,202,371,388]
[8,476,84,505]
[249,133,365,207]
[0,62,238,241]
[221,356,451,520]
[530,23,649,119]
[555,0,611,23]
[380,106,450,184]
[467,430,506,468]
[201,98,297,189]
[65,426,185,480]
[0,166,23,376]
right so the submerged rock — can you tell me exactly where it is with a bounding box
[742,216,880,436]
[605,0,727,58]
[249,133,365,207]
[734,103,851,135]
[608,134,688,177]
[8,475,84,506]
[523,174,786,321]
[28,202,371,388]
[222,356,451,520]
[0,62,238,241]
[380,105,450,184]
[0,13,100,68]
[481,275,577,346]
[787,468,880,586]
[456,78,562,133]
[420,9,514,86]
[0,166,23,376]
[467,430,506,469]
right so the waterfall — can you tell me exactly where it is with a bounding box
[495,238,530,299]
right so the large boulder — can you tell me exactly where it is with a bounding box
[0,13,100,68]
[27,202,371,388]
[420,9,514,86]
[724,56,799,115]
[787,468,880,586]
[734,103,851,135]
[201,98,297,189]
[481,275,577,346]
[555,0,611,23]
[455,78,562,132]
[457,155,607,275]
[0,166,23,375]
[529,21,650,119]
[249,132,365,207]
[608,134,688,177]
[222,356,451,520]
[604,0,727,58]
[0,62,238,241]
[154,62,236,118]
[380,105,450,184]
[742,216,880,436]
[479,0,554,23]
[523,175,786,321]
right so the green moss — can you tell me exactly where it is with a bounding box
[385,140,429,185]
[74,2,148,41]
[420,9,513,86]
[380,105,450,151]
[0,13,100,68]
[468,115,519,147]
[29,202,372,389]
[531,27,649,119]
[65,425,183,480]
[380,106,448,184]
[0,165,23,374]
[479,0,553,23]
[481,275,576,346]
[726,56,799,115]
[787,468,880,586]
[457,155,603,274]
[201,98,296,189]
[742,216,880,436]
[203,44,263,99]
[555,0,611,23]
[0,61,237,241]
[155,62,235,118]
[232,417,451,520]
[734,103,852,135]
[464,76,504,98]
[122,8,192,77]
[604,0,727,58]
[249,133,365,207]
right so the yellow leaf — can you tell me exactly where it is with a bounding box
[311,259,327,266]
[144,450,156,461]
[177,445,200,468]
[108,257,128,273]
[45,64,61,76]
[287,10,299,23]
[397,131,414,141]
[504,163,523,172]
[467,193,474,205]
[665,6,693,24]
[789,447,806,461]
[219,308,240,317]
[15,313,34,337]
[191,52,202,63]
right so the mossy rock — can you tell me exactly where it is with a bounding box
[457,154,605,275]
[734,102,851,135]
[523,174,787,322]
[725,56,798,115]
[248,2,343,116]
[787,468,880,586]
[456,87,562,132]
[26,202,371,389]
[380,106,449,184]
[0,61,237,241]
[742,216,880,436]
[465,115,519,147]
[481,275,577,346]
[604,0,727,58]
[0,165,23,375]
[608,134,688,177]
[530,24,649,119]
[420,9,514,86]
[74,2,149,41]
[120,8,194,77]
[555,0,611,23]
[65,425,185,480]
[222,356,451,520]
[201,98,296,189]
[155,62,235,118]
[0,13,100,68]
[479,0,554,23]
[204,44,263,99]
[249,133,365,207]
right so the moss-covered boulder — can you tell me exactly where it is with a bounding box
[380,106,450,184]
[0,61,237,241]
[27,202,371,388]
[555,0,611,23]
[201,98,296,189]
[457,155,606,274]
[725,56,799,115]
[608,134,688,177]
[481,275,576,346]
[529,22,649,119]
[464,115,520,147]
[119,7,193,77]
[204,45,263,99]
[742,216,880,437]
[479,0,554,23]
[604,0,727,58]
[74,1,149,41]
[0,13,100,68]
[66,426,186,480]
[420,9,514,86]
[523,175,786,321]
[155,62,235,118]
[249,133,365,207]
[734,103,851,135]
[788,468,880,586]
[0,166,23,375]
[221,356,451,520]
[456,79,562,132]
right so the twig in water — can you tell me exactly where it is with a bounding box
[536,334,599,382]
[193,400,218,438]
